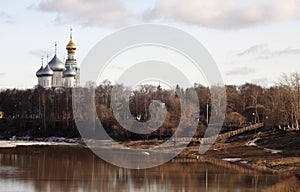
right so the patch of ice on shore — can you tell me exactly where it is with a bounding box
[0,142,17,148]
[142,151,150,156]
[240,160,248,164]
[0,141,78,148]
[222,158,242,162]
[263,148,282,154]
[245,137,261,146]
[245,137,283,154]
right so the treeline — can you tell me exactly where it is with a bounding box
[1,73,300,139]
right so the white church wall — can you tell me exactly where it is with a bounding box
[43,76,52,88]
[64,76,75,88]
[52,71,63,87]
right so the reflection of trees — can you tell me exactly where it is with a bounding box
[265,176,300,192]
[0,147,287,192]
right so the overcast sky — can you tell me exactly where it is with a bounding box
[1,0,300,88]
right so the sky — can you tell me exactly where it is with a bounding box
[1,0,300,88]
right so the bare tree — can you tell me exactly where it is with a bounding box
[279,72,300,130]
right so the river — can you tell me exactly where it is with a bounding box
[0,145,287,192]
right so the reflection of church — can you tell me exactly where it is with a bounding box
[36,29,80,88]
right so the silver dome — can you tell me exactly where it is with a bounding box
[42,64,54,76]
[63,66,76,77]
[48,54,65,71]
[36,65,44,77]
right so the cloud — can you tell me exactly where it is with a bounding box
[0,11,13,24]
[37,0,131,27]
[226,67,256,76]
[143,0,300,30]
[35,0,300,30]
[276,47,300,55]
[237,44,268,56]
[237,44,300,58]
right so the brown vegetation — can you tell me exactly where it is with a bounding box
[0,73,300,139]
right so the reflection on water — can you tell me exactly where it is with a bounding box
[0,146,287,192]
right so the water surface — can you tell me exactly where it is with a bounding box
[0,145,286,192]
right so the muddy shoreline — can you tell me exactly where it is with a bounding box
[1,129,299,176]
[122,130,300,176]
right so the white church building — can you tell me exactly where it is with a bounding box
[36,30,80,88]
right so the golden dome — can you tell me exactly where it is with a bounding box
[66,29,76,52]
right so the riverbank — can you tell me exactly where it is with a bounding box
[200,129,300,175]
[122,129,300,175]
[0,128,299,176]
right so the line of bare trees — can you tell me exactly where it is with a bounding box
[0,73,299,139]
[225,72,300,130]
[0,87,73,121]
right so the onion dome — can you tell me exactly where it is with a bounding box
[42,65,54,76]
[66,28,76,53]
[63,66,76,77]
[48,54,65,71]
[36,57,45,77]
[36,65,44,77]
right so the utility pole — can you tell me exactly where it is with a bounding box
[206,102,209,124]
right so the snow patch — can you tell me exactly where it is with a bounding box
[0,141,79,148]
[263,148,282,154]
[240,160,248,164]
[245,137,261,146]
[245,137,283,154]
[222,158,242,162]
[142,151,150,156]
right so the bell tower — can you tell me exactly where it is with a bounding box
[65,28,80,86]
